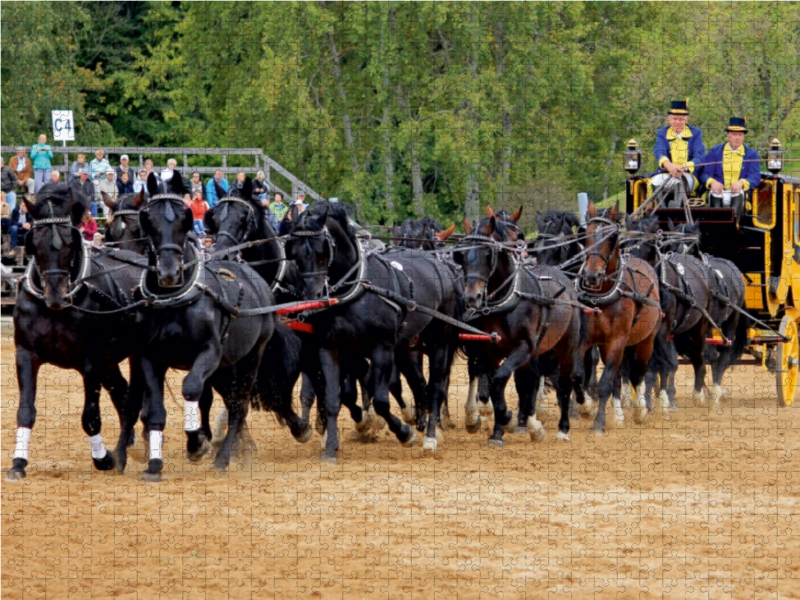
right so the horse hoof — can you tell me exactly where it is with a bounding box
[141,471,162,483]
[711,384,724,405]
[402,404,415,425]
[659,390,671,409]
[114,450,128,474]
[320,454,338,465]
[354,410,373,434]
[668,403,679,413]
[93,451,116,472]
[515,426,528,435]
[487,438,504,449]
[402,428,418,448]
[465,414,481,434]
[422,437,437,453]
[5,469,26,482]
[295,427,314,445]
[555,431,570,442]
[692,389,706,406]
[478,400,494,417]
[593,429,606,437]
[529,427,546,442]
[371,410,387,432]
[633,407,649,425]
[579,400,595,419]
[526,416,545,441]
[502,418,517,435]
[612,409,625,427]
[186,439,211,463]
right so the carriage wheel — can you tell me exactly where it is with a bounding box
[776,315,799,407]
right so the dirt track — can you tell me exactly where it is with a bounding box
[2,321,799,599]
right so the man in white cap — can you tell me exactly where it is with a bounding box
[95,169,118,217]
[116,154,136,182]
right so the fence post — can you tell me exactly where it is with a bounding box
[183,153,188,171]
[139,154,144,168]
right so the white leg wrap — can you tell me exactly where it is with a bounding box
[13,427,31,461]
[660,389,670,408]
[422,437,438,452]
[184,400,200,431]
[612,397,625,424]
[622,384,633,408]
[632,383,648,424]
[149,431,163,461]
[713,384,723,405]
[693,388,706,406]
[580,396,594,416]
[89,433,107,459]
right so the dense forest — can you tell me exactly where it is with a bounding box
[2,1,799,225]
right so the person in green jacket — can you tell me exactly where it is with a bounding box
[30,134,54,194]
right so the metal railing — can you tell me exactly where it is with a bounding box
[0,146,325,203]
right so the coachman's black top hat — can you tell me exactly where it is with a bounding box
[726,117,748,133]
[668,99,689,115]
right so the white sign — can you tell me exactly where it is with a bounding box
[51,110,75,142]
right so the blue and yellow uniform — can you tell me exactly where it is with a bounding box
[653,124,706,176]
[699,117,761,194]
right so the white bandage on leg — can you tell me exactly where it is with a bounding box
[13,427,31,461]
[149,431,164,460]
[88,433,107,459]
[184,400,200,431]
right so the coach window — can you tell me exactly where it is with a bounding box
[753,181,775,229]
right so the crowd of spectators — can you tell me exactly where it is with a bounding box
[2,137,316,255]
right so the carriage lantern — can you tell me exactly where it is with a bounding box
[623,139,641,176]
[766,138,784,176]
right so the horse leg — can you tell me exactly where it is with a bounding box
[340,359,371,434]
[514,364,543,438]
[420,342,452,452]
[395,348,427,433]
[576,347,596,418]
[370,342,417,447]
[101,363,134,448]
[478,373,493,417]
[630,339,656,425]
[182,342,223,464]
[592,341,626,434]
[80,361,116,471]
[464,356,482,433]
[487,346,530,448]
[389,362,412,424]
[7,348,42,481]
[139,357,168,482]
[688,335,708,407]
[114,354,147,473]
[319,347,344,463]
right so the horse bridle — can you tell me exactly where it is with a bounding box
[215,196,257,249]
[140,194,191,285]
[581,216,621,291]
[291,226,336,277]
[29,201,86,302]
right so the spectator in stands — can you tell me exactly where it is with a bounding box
[144,158,157,180]
[133,169,148,195]
[117,171,134,195]
[1,193,9,239]
[259,196,279,230]
[161,158,178,182]
[253,171,269,202]
[95,169,117,217]
[49,171,60,185]
[272,191,289,221]
[1,158,17,212]
[190,172,204,198]
[78,210,98,241]
[90,149,111,182]
[278,198,306,236]
[205,169,229,207]
[116,154,136,181]
[183,193,192,207]
[295,190,309,209]
[70,153,88,181]
[9,200,33,253]
[233,170,246,193]
[189,190,209,235]
[10,147,34,196]
[31,134,54,193]
[71,167,97,215]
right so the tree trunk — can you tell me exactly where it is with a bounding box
[381,7,394,211]
[465,170,480,222]
[601,134,621,200]
[321,1,359,173]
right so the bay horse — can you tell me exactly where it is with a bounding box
[114,173,277,481]
[668,220,749,405]
[454,210,583,444]
[577,202,661,432]
[8,184,145,480]
[286,201,459,460]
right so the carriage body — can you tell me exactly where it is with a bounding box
[625,172,800,405]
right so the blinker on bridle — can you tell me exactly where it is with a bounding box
[140,194,192,285]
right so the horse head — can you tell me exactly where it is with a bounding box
[206,177,258,254]
[583,202,621,289]
[24,183,89,310]
[454,214,517,311]
[103,190,146,253]
[625,213,660,265]
[138,171,194,287]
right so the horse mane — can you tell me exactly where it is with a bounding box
[474,215,517,242]
[113,192,143,213]
[306,200,353,220]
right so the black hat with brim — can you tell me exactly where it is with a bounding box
[668,99,689,115]
[726,117,748,133]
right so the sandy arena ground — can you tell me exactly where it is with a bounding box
[2,320,799,599]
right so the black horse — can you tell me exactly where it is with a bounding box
[9,184,146,481]
[287,201,459,460]
[454,210,583,444]
[102,191,149,254]
[668,220,749,405]
[114,173,278,481]
[626,214,715,411]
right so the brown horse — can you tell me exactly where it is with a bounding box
[578,202,661,432]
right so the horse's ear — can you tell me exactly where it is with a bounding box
[24,229,36,256]
[242,177,253,200]
[146,173,160,196]
[102,192,117,211]
[510,206,523,223]
[290,204,300,226]
[204,208,218,234]
[485,205,495,217]
[131,189,145,207]
[607,202,619,223]
[214,179,227,200]
[22,196,36,215]
[463,217,474,235]
[481,216,497,236]
[435,223,456,241]
[183,206,194,233]
[139,209,153,236]
[587,201,596,219]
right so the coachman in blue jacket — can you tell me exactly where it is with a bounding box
[650,99,706,204]
[699,117,761,220]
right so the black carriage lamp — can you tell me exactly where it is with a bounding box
[623,139,641,176]
[766,138,784,176]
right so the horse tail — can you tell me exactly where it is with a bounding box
[254,322,302,414]
[650,327,678,373]
[729,299,750,367]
